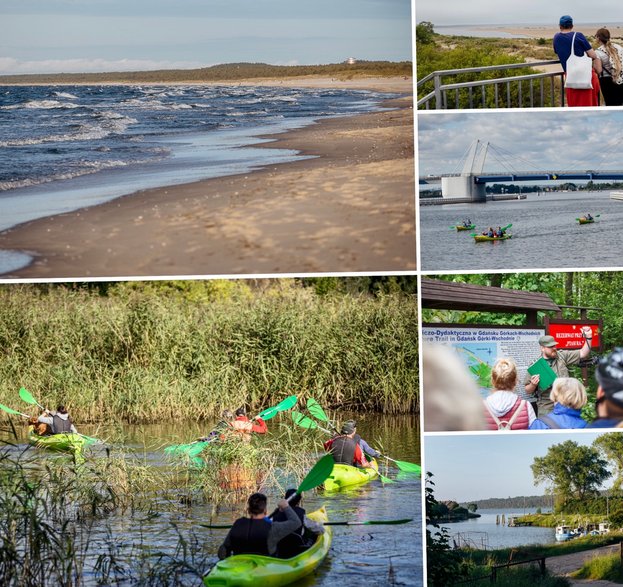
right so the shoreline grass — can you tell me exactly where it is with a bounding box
[0,282,418,424]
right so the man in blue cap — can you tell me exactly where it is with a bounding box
[553,15,602,106]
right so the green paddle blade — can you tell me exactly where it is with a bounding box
[0,403,29,418]
[296,454,335,493]
[393,459,421,474]
[378,471,395,484]
[291,411,318,429]
[502,223,512,231]
[19,387,39,406]
[306,398,329,422]
[257,394,298,420]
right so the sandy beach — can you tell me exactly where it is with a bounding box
[0,78,415,278]
[478,24,623,39]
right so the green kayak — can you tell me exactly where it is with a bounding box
[28,427,95,454]
[323,459,378,492]
[203,507,331,587]
[474,234,512,242]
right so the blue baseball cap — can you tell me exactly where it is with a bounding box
[559,15,573,27]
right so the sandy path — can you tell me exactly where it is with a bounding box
[546,544,622,585]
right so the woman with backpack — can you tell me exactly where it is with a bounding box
[529,377,588,430]
[484,358,536,430]
[595,28,623,106]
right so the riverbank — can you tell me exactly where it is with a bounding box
[0,86,415,278]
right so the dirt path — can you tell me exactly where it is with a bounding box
[546,544,621,586]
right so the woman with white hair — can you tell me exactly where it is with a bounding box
[529,377,588,429]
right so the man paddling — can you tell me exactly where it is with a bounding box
[217,493,300,559]
[323,421,375,468]
[524,329,592,415]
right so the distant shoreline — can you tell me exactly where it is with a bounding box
[434,23,623,39]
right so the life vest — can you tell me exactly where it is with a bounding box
[326,435,357,465]
[274,506,307,559]
[228,518,271,556]
[52,414,73,434]
[484,398,530,430]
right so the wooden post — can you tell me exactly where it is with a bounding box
[491,567,497,583]
[539,558,546,577]
[620,542,622,571]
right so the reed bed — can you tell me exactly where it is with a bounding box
[0,282,418,423]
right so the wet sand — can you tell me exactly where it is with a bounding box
[0,79,415,278]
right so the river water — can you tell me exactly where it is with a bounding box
[420,190,623,271]
[1,414,422,586]
[434,508,556,550]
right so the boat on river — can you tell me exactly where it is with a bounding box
[555,524,575,542]
[28,426,95,454]
[323,459,378,492]
[474,234,512,243]
[577,217,595,225]
[455,224,475,231]
[203,507,332,587]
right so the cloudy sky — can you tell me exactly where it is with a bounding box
[425,431,613,502]
[417,110,623,177]
[415,0,621,26]
[0,0,412,75]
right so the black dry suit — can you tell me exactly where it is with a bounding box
[273,506,307,558]
[228,518,272,556]
[329,435,356,465]
[52,413,73,434]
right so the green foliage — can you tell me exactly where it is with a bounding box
[532,441,611,505]
[426,473,472,586]
[0,281,418,422]
[594,433,623,493]
[572,552,623,582]
[416,22,435,45]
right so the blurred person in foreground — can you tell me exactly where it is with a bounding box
[589,348,623,428]
[423,343,485,431]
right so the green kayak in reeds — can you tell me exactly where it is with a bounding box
[28,427,95,454]
[474,234,512,242]
[203,507,332,587]
[322,459,378,492]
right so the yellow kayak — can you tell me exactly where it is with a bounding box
[474,234,512,242]
[204,507,331,587]
[323,459,378,492]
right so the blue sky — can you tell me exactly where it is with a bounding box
[417,110,623,177]
[0,0,413,75]
[415,1,621,26]
[425,431,616,502]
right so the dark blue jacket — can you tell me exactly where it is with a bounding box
[529,403,587,430]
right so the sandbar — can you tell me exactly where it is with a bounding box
[0,78,415,278]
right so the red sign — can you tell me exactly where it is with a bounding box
[545,319,602,351]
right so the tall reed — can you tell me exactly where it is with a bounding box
[0,282,417,423]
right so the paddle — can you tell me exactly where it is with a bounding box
[18,387,99,443]
[0,402,31,418]
[378,454,421,474]
[165,395,299,455]
[201,517,413,529]
[291,408,394,484]
[268,453,335,519]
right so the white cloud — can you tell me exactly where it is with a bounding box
[0,57,207,75]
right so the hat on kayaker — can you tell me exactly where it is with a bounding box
[284,488,302,507]
[596,347,623,408]
[340,420,356,434]
[538,335,558,348]
[559,15,573,27]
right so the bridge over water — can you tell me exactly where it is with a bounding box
[420,140,623,202]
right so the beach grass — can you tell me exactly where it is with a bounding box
[571,551,623,582]
[0,281,418,423]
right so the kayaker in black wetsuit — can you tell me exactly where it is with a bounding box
[323,421,375,468]
[217,493,300,559]
[273,489,325,558]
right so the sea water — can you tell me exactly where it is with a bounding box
[0,85,394,233]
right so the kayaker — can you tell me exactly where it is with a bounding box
[37,405,78,435]
[217,493,301,559]
[323,421,374,468]
[273,488,325,558]
[197,409,234,442]
[483,227,494,237]
[233,407,268,434]
[529,377,588,429]
[586,213,593,221]
[495,226,504,237]
[524,329,592,415]
[588,347,623,427]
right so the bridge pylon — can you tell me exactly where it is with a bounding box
[441,139,488,202]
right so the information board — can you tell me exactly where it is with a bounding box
[422,325,545,399]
